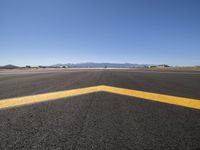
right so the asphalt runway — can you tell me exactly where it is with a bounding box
[0,69,200,149]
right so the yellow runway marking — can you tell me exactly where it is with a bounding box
[101,86,200,110]
[0,85,200,110]
[0,85,103,109]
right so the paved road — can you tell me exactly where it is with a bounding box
[0,69,200,149]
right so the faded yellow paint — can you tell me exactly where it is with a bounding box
[0,85,200,110]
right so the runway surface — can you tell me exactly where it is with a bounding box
[0,69,200,149]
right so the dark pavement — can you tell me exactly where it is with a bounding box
[0,69,200,149]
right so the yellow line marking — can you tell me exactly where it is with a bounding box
[0,85,200,110]
[0,85,103,109]
[100,86,200,110]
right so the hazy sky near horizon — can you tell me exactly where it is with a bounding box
[0,0,200,66]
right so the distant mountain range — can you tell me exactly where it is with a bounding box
[50,63,148,68]
[0,64,19,69]
[0,63,152,69]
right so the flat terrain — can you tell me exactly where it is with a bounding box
[0,69,200,149]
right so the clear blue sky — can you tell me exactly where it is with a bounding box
[0,0,200,66]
